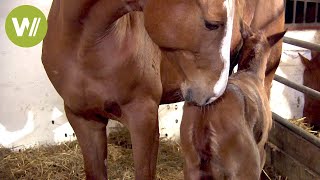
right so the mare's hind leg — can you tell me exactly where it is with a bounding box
[65,105,108,180]
[123,99,159,180]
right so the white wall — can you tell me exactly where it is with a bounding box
[0,0,76,148]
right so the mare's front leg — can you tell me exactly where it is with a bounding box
[123,99,160,180]
[65,105,108,180]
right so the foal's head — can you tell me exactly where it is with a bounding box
[143,0,238,106]
[238,22,286,79]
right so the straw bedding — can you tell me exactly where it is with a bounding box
[289,117,320,138]
[2,122,317,180]
[0,126,183,180]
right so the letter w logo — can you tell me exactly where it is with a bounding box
[11,17,41,37]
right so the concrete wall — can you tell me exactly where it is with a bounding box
[0,0,319,149]
[0,0,75,148]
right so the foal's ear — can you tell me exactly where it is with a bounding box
[311,51,320,61]
[240,20,252,39]
[267,30,287,47]
[299,53,311,69]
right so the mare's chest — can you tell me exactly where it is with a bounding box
[78,23,142,74]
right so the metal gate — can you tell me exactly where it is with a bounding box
[285,0,320,29]
[266,36,320,179]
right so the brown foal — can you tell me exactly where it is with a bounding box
[180,24,286,180]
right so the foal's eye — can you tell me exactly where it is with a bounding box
[204,20,221,31]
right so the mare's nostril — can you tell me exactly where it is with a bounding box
[205,97,212,104]
[205,95,218,105]
[185,89,193,102]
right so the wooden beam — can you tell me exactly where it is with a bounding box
[266,113,320,179]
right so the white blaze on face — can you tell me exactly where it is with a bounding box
[210,0,235,103]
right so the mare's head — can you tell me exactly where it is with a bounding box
[299,52,320,87]
[299,52,320,129]
[143,0,240,106]
[299,52,320,91]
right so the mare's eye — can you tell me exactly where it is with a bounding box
[204,20,221,30]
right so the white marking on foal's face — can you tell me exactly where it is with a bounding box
[207,0,234,105]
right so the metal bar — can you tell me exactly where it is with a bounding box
[272,112,320,149]
[274,74,320,100]
[283,36,320,52]
[285,23,320,29]
[293,0,297,23]
[285,0,288,19]
[303,0,320,2]
[304,1,307,23]
[317,2,319,22]
[306,0,320,2]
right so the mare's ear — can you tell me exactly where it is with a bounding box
[240,19,252,39]
[299,53,311,69]
[267,30,287,47]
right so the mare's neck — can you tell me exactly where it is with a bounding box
[54,0,142,35]
[159,51,186,104]
[51,0,144,50]
[229,0,257,73]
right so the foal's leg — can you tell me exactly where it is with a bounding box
[123,99,159,180]
[65,106,108,180]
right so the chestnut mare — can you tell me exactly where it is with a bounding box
[180,24,286,180]
[42,0,284,179]
[299,52,320,130]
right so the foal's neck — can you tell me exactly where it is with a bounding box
[247,54,269,81]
